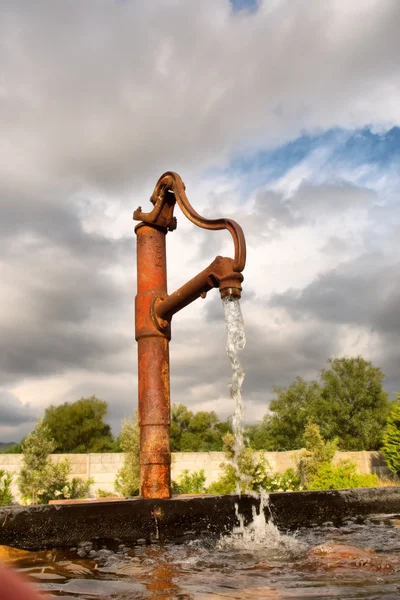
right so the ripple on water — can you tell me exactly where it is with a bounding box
[2,516,399,599]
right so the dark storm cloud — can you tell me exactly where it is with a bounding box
[169,308,340,419]
[270,253,400,335]
[59,380,138,435]
[0,181,135,385]
[270,250,400,397]
[0,390,37,426]
[0,325,131,383]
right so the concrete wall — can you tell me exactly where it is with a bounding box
[0,450,392,501]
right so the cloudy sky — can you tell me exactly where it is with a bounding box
[1,0,400,441]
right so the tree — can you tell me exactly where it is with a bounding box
[382,397,400,477]
[251,357,391,451]
[170,404,232,451]
[0,443,21,454]
[43,396,115,453]
[247,378,323,451]
[318,357,390,450]
[115,412,140,496]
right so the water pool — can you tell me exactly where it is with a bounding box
[4,515,400,599]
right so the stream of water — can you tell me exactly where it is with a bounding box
[222,296,246,484]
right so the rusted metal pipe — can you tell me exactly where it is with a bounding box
[133,172,246,499]
[154,257,243,327]
[135,223,171,499]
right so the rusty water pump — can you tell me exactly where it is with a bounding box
[133,172,246,498]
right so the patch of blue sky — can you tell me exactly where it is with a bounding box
[230,0,259,13]
[204,126,400,202]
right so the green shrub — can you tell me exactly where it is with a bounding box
[382,401,400,477]
[261,467,301,492]
[0,469,13,506]
[18,418,56,504]
[298,421,339,488]
[37,459,94,504]
[206,469,237,495]
[307,460,379,490]
[297,421,380,490]
[206,433,269,494]
[96,489,119,498]
[18,418,92,504]
[206,423,382,496]
[115,413,140,497]
[207,433,301,494]
[172,469,207,494]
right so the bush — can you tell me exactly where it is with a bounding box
[96,489,119,498]
[298,421,339,488]
[18,418,93,504]
[37,459,94,504]
[115,413,140,497]
[0,469,13,506]
[199,423,383,496]
[298,421,380,490]
[307,461,379,490]
[18,418,56,504]
[207,433,301,494]
[261,467,301,493]
[382,402,400,477]
[172,469,207,494]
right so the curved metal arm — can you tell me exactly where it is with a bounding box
[134,171,246,273]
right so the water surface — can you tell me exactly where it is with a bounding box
[5,515,400,599]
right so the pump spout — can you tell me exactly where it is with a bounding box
[153,256,243,329]
[133,172,246,499]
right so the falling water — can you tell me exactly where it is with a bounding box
[222,296,246,466]
[222,296,299,552]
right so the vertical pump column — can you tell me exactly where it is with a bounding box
[135,223,171,499]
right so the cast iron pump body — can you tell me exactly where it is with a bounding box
[133,172,246,498]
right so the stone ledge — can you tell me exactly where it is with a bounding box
[1,487,400,550]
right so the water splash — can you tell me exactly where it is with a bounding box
[218,491,304,555]
[222,296,246,465]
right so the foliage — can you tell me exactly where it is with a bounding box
[43,396,115,453]
[170,404,232,452]
[298,421,379,491]
[307,461,379,490]
[0,443,21,454]
[37,459,94,504]
[0,469,13,506]
[207,433,301,494]
[248,357,390,451]
[171,469,207,494]
[297,421,339,488]
[18,418,56,504]
[248,378,323,451]
[261,468,301,493]
[382,398,400,477]
[114,412,140,497]
[318,357,390,450]
[96,489,119,498]
[18,418,92,504]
